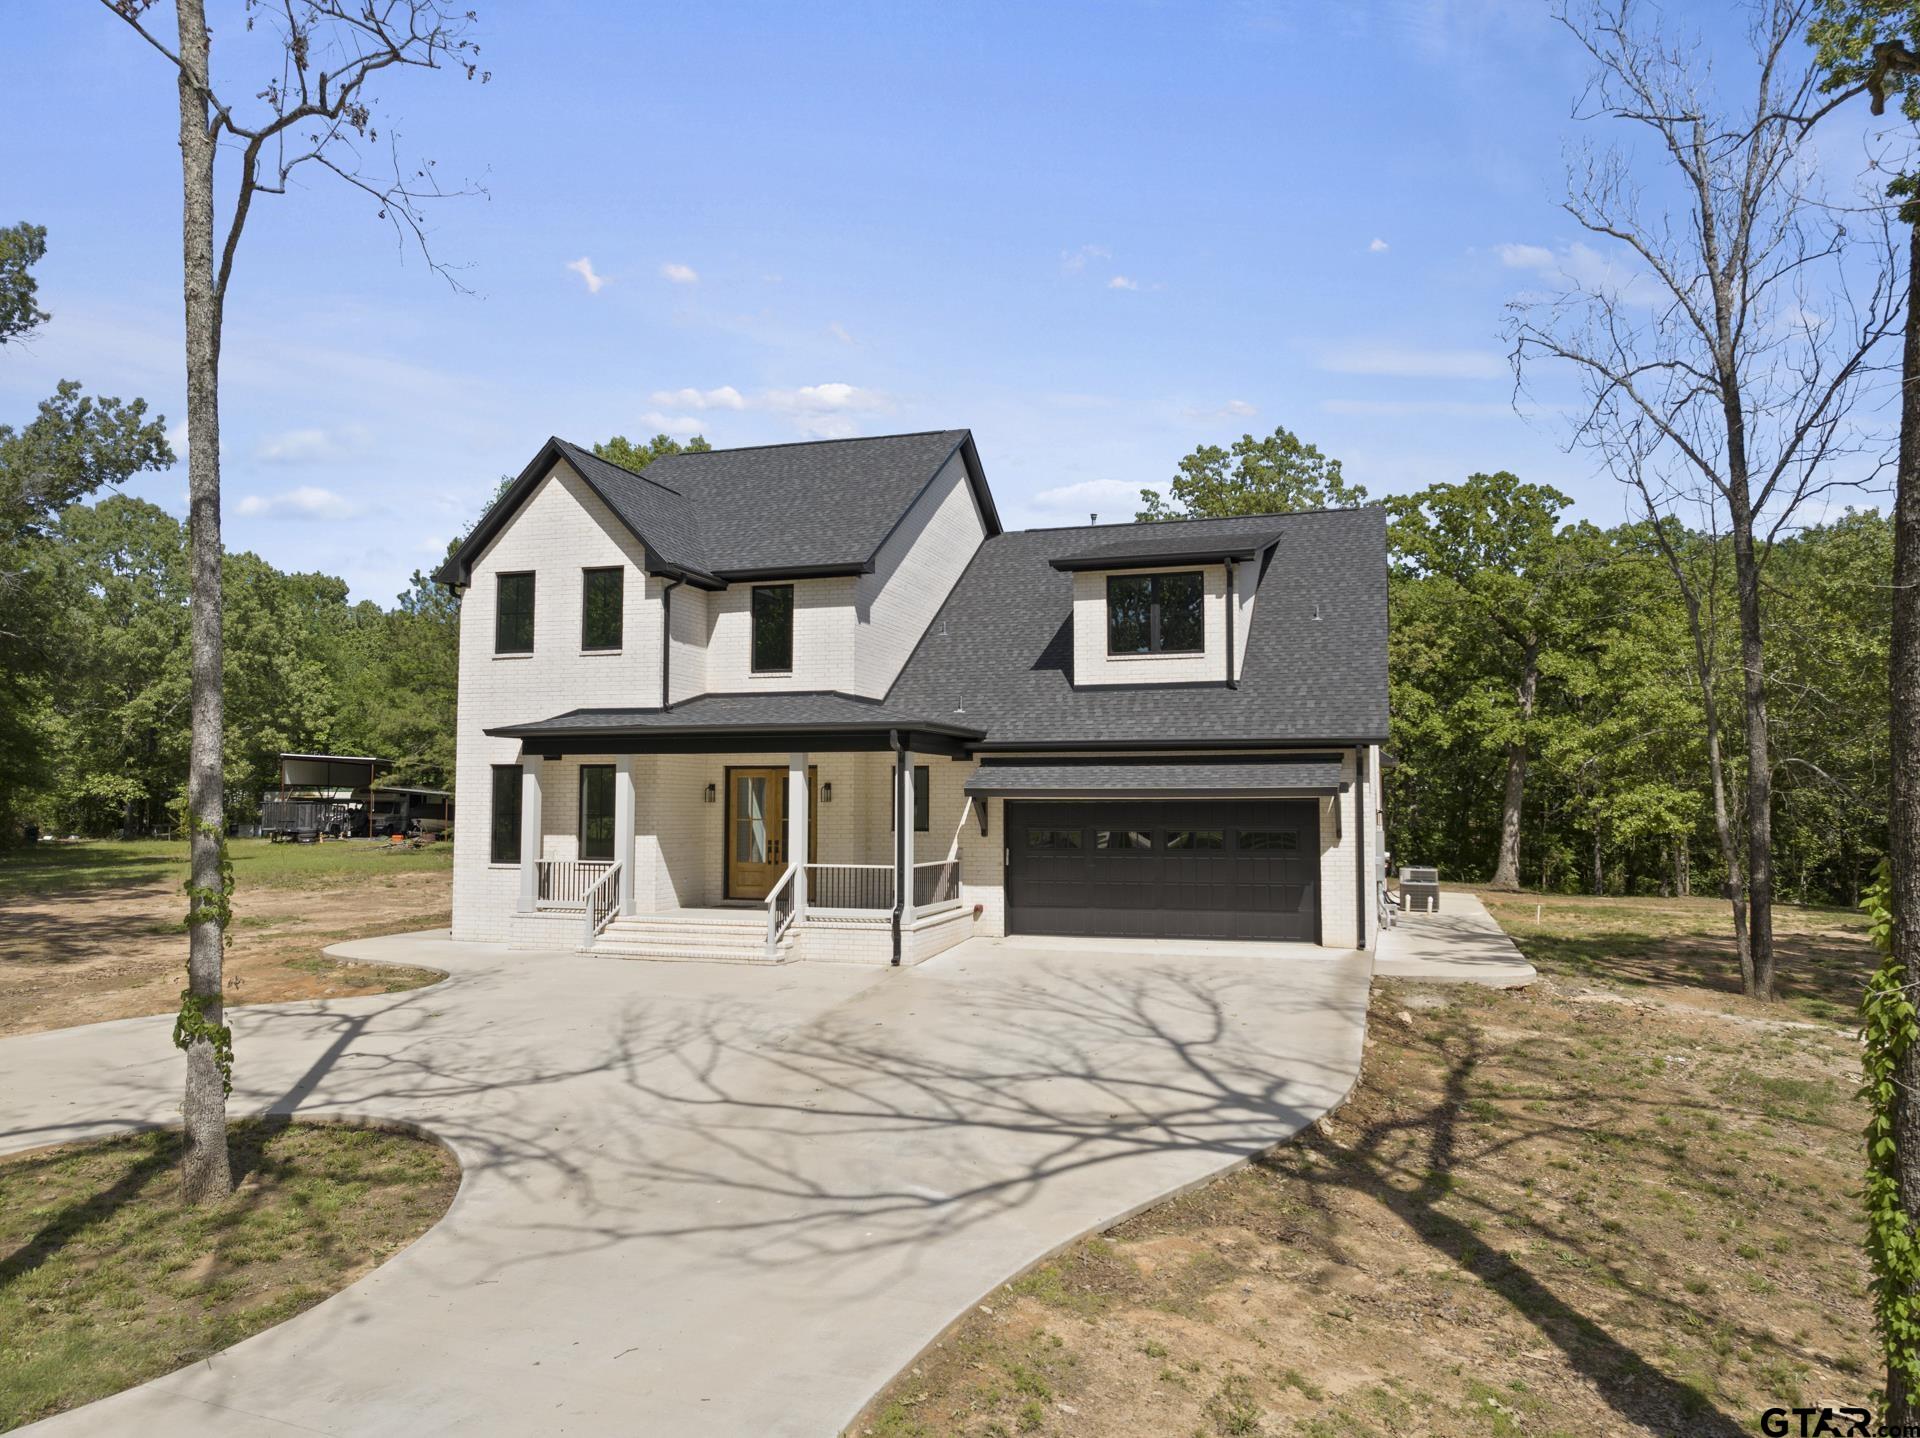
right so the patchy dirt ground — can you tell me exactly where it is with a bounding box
[0,846,449,1036]
[857,918,1875,1437]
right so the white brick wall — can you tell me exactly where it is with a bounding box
[1071,564,1231,685]
[853,450,986,697]
[702,577,860,692]
[452,463,661,942]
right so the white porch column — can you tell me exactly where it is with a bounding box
[788,750,809,920]
[615,754,636,916]
[517,756,543,912]
[898,750,916,922]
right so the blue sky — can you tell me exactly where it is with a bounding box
[0,1,1882,603]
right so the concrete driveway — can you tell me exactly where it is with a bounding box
[2,933,1370,1437]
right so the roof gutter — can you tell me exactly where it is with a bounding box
[660,575,684,711]
[1225,556,1238,691]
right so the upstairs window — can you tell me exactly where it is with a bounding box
[751,584,794,673]
[1107,571,1203,655]
[582,567,623,651]
[495,572,535,654]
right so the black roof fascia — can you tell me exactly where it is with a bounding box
[966,735,1387,753]
[1048,539,1279,572]
[433,437,723,591]
[709,562,875,581]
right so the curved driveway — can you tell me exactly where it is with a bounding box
[4,933,1370,1437]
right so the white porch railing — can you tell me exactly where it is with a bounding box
[806,863,895,911]
[765,864,799,959]
[536,858,613,910]
[913,857,962,911]
[581,862,622,949]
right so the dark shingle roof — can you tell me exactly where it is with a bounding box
[436,430,999,589]
[485,691,984,742]
[884,510,1390,747]
[1048,527,1283,571]
[964,757,1345,795]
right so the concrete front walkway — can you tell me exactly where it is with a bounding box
[1374,892,1537,986]
[3,932,1370,1437]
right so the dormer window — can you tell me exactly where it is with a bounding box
[1107,571,1203,655]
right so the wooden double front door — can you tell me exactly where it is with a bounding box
[724,765,819,900]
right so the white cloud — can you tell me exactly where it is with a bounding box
[165,419,188,458]
[762,381,892,438]
[1184,398,1260,422]
[767,381,889,413]
[638,411,710,436]
[1494,240,1660,305]
[1321,398,1526,418]
[648,385,746,411]
[1368,238,1390,253]
[827,321,855,345]
[1029,478,1148,519]
[234,486,358,520]
[1108,275,1140,291]
[566,257,607,294]
[1317,345,1505,379]
[1061,243,1111,274]
[253,425,369,464]
[660,261,699,285]
[1496,242,1555,272]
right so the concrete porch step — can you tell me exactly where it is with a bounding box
[587,935,795,964]
[599,920,779,948]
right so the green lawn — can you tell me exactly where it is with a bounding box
[0,837,453,898]
[0,1120,459,1431]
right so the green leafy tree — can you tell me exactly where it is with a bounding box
[0,226,172,841]
[594,432,712,472]
[0,222,49,344]
[1386,473,1576,890]
[1139,425,1366,521]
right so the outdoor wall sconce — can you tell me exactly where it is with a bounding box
[821,782,833,803]
[704,782,717,804]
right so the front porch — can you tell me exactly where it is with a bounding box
[505,742,975,964]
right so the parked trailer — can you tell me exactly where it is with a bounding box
[259,797,361,843]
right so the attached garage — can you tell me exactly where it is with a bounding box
[965,757,1346,944]
[1005,798,1320,941]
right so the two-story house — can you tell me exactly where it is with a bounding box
[435,429,1389,964]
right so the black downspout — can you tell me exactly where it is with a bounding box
[1354,744,1369,950]
[661,576,684,711]
[889,729,906,965]
[1225,557,1238,690]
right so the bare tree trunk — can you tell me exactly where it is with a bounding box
[1731,505,1776,998]
[1677,835,1691,898]
[176,0,231,1205]
[1490,637,1539,890]
[1884,220,1920,1429]
[1590,824,1603,896]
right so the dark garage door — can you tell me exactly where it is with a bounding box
[1005,799,1319,942]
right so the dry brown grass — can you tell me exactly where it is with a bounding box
[857,904,1875,1437]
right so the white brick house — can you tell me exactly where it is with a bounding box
[437,430,1389,964]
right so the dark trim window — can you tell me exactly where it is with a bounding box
[1166,829,1225,851]
[1095,829,1154,851]
[581,567,623,651]
[751,584,794,673]
[890,764,932,833]
[1107,570,1204,655]
[579,764,615,861]
[1026,827,1083,850]
[495,571,535,654]
[490,765,522,865]
[1238,829,1299,852]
